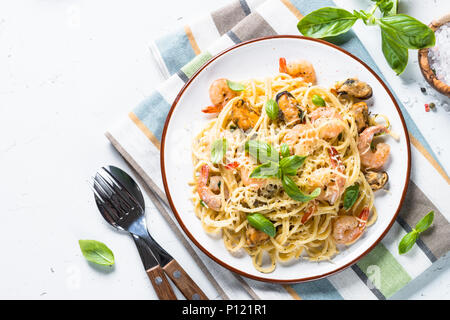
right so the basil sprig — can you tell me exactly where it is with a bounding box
[79,240,115,266]
[279,155,307,176]
[250,161,280,179]
[246,140,320,202]
[297,7,358,38]
[226,80,245,92]
[296,1,435,75]
[282,175,321,202]
[343,183,360,210]
[247,213,276,237]
[381,31,408,75]
[265,99,279,120]
[280,143,291,158]
[211,138,227,164]
[245,140,277,164]
[398,211,434,255]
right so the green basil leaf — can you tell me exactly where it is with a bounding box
[247,213,276,237]
[415,210,434,233]
[398,230,419,254]
[343,183,360,210]
[265,99,279,120]
[280,143,291,158]
[282,174,321,202]
[245,140,278,163]
[79,240,115,266]
[249,161,280,179]
[279,155,307,176]
[226,80,245,92]
[377,14,435,49]
[312,94,326,107]
[380,0,398,17]
[381,31,409,75]
[211,138,227,164]
[297,7,358,38]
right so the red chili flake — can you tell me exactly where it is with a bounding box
[225,161,239,170]
[425,103,430,112]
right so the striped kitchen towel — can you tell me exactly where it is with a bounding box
[107,0,450,300]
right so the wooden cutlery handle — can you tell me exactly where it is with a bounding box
[163,259,208,300]
[146,265,178,300]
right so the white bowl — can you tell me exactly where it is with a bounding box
[161,36,411,283]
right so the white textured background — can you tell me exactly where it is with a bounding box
[0,0,448,299]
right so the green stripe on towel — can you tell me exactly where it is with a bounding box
[357,243,412,298]
[181,51,213,79]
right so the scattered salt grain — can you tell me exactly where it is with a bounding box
[428,22,450,85]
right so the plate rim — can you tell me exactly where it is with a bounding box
[160,35,411,283]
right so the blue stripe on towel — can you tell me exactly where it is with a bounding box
[155,27,197,76]
[290,278,344,300]
[133,91,171,141]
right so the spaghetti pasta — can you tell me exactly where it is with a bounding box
[190,61,390,273]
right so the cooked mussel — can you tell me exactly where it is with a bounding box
[275,91,305,124]
[364,170,388,191]
[336,78,373,99]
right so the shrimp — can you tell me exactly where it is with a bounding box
[197,164,222,211]
[357,125,390,170]
[301,201,317,224]
[309,147,346,204]
[275,91,304,124]
[282,123,318,156]
[279,58,316,84]
[202,78,238,113]
[246,226,270,247]
[230,99,260,131]
[240,166,267,189]
[309,107,344,140]
[350,101,369,133]
[332,208,370,245]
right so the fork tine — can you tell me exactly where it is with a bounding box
[91,177,122,222]
[95,172,134,212]
[87,179,105,204]
[99,168,140,209]
[100,167,141,209]
[94,173,135,218]
[88,177,120,225]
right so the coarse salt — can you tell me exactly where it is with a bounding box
[428,22,450,85]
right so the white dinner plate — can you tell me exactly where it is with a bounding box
[161,36,411,283]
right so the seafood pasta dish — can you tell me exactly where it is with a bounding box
[191,58,393,273]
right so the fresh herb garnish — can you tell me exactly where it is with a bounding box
[245,140,277,163]
[247,140,320,202]
[247,213,276,237]
[297,1,435,75]
[297,7,358,38]
[282,175,321,202]
[398,211,434,254]
[343,183,360,210]
[79,240,115,266]
[280,143,291,158]
[279,155,307,176]
[226,80,245,92]
[249,161,280,179]
[265,99,279,120]
[200,200,209,208]
[312,95,326,107]
[211,138,227,164]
